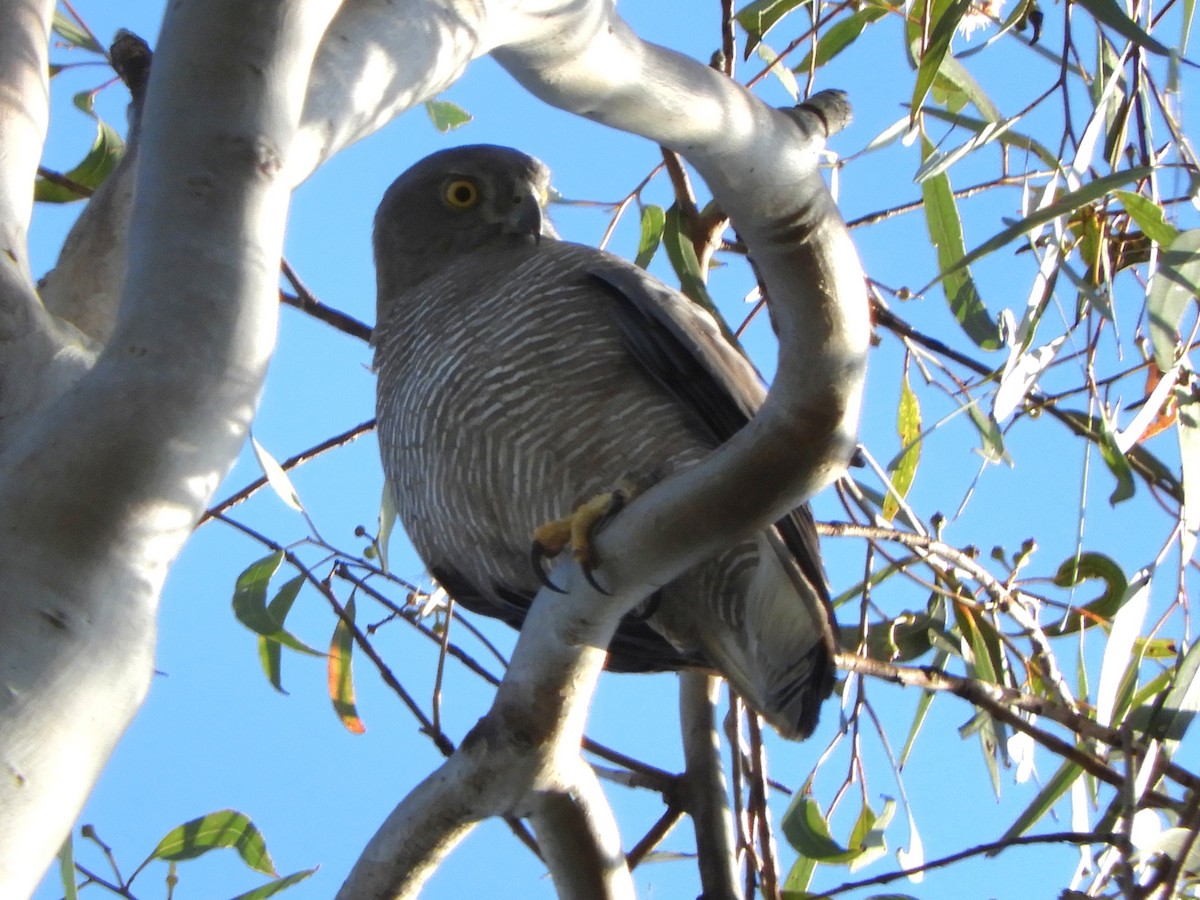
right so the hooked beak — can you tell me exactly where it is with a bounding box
[506,194,545,241]
[504,184,557,242]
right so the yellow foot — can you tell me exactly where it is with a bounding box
[530,486,633,591]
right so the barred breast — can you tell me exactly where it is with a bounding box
[376,240,709,590]
[375,238,831,737]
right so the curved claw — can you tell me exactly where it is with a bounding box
[529,486,634,596]
[530,541,567,594]
[582,564,611,596]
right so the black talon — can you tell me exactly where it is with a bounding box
[530,542,567,594]
[583,564,611,596]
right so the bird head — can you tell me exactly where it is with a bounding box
[373,145,556,308]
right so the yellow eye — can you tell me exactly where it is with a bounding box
[444,179,480,209]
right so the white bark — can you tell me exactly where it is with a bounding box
[293,0,491,179]
[0,0,91,451]
[339,5,867,898]
[0,0,867,895]
[681,673,742,900]
[0,1,340,893]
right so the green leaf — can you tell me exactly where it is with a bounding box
[922,107,1059,170]
[424,99,473,133]
[51,11,104,53]
[329,597,366,734]
[1095,570,1151,726]
[900,649,947,766]
[781,797,855,862]
[1147,229,1200,371]
[228,869,318,900]
[256,575,318,693]
[72,89,98,117]
[1047,551,1129,635]
[755,42,800,100]
[149,810,276,876]
[911,0,973,121]
[797,4,890,70]
[929,166,1154,287]
[662,205,720,317]
[929,53,1001,121]
[1139,638,1200,755]
[377,479,398,572]
[965,402,1008,462]
[860,606,944,662]
[234,554,320,658]
[999,758,1084,841]
[848,798,896,872]
[737,0,811,57]
[1097,412,1136,504]
[1115,191,1179,247]
[57,835,78,900]
[233,552,286,634]
[781,853,817,894]
[1073,0,1172,54]
[921,154,1000,349]
[956,604,1003,686]
[34,119,124,203]
[883,372,922,521]
[635,205,666,269]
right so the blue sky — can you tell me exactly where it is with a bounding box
[27,1,1200,898]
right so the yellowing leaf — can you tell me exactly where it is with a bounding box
[883,372,922,521]
[329,597,366,734]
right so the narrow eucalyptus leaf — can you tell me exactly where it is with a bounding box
[228,869,318,900]
[1072,0,1171,54]
[921,163,1000,349]
[1148,230,1200,371]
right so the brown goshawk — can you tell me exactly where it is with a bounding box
[373,145,834,739]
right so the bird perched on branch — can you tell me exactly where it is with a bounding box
[372,145,835,739]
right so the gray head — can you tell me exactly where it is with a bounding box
[373,145,555,314]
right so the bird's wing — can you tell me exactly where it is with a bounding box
[587,260,831,604]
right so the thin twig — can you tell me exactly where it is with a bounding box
[200,420,375,524]
[35,166,94,199]
[625,805,686,869]
[810,831,1123,897]
[835,653,1192,810]
[280,258,373,341]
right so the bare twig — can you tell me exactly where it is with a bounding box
[200,420,375,524]
[811,831,1123,897]
[280,258,373,341]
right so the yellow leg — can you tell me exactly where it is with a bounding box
[532,489,627,569]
